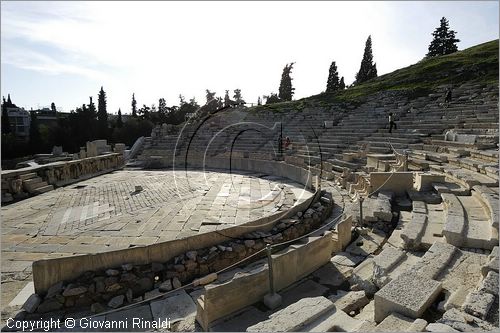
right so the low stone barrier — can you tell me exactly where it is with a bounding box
[369,172,414,196]
[196,231,334,330]
[441,193,466,246]
[1,153,124,202]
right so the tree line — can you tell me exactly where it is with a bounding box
[2,17,459,160]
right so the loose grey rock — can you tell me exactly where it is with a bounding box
[108,295,125,309]
[478,271,498,295]
[91,302,106,313]
[244,239,255,248]
[186,251,197,261]
[37,299,63,313]
[151,262,164,272]
[105,269,120,276]
[159,279,173,292]
[126,288,133,303]
[121,263,134,271]
[172,277,181,289]
[46,281,64,298]
[62,285,87,297]
[426,323,459,332]
[22,294,41,313]
[462,291,495,319]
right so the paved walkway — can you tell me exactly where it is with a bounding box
[1,169,312,310]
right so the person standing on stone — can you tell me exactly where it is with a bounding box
[444,87,452,107]
[278,134,283,156]
[388,112,397,133]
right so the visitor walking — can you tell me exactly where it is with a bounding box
[388,112,397,133]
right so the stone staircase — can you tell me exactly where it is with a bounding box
[20,172,54,195]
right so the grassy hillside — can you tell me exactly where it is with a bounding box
[253,39,499,112]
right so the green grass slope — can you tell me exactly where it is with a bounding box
[253,39,498,112]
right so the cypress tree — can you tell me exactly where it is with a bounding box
[97,86,108,138]
[355,35,378,84]
[326,61,340,92]
[427,17,460,57]
[131,93,137,117]
[339,77,345,90]
[117,108,123,128]
[278,62,295,101]
[224,90,232,107]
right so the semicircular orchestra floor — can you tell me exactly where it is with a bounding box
[1,169,313,277]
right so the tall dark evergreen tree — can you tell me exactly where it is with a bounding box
[205,90,216,104]
[427,17,460,57]
[117,109,123,128]
[257,96,262,106]
[233,89,245,104]
[355,36,378,84]
[50,102,57,113]
[326,61,340,92]
[278,63,295,101]
[29,111,41,153]
[131,93,137,117]
[158,98,167,122]
[224,90,232,107]
[339,77,345,90]
[1,97,11,134]
[97,86,108,138]
[88,96,97,117]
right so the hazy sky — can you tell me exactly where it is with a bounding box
[1,1,498,114]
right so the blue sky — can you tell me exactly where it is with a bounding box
[1,1,498,114]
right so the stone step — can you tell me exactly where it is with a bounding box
[303,306,367,332]
[432,182,470,196]
[33,184,54,194]
[19,173,37,181]
[22,177,45,193]
[246,296,335,332]
[457,195,495,250]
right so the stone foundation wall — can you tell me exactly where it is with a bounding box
[1,153,124,202]
[196,230,334,330]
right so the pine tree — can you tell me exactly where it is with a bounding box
[206,90,216,104]
[50,102,57,113]
[339,77,345,90]
[427,17,460,57]
[97,86,108,138]
[257,96,262,106]
[355,36,378,84]
[278,63,295,101]
[326,61,340,93]
[1,97,11,134]
[233,89,245,104]
[117,108,123,128]
[131,93,137,117]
